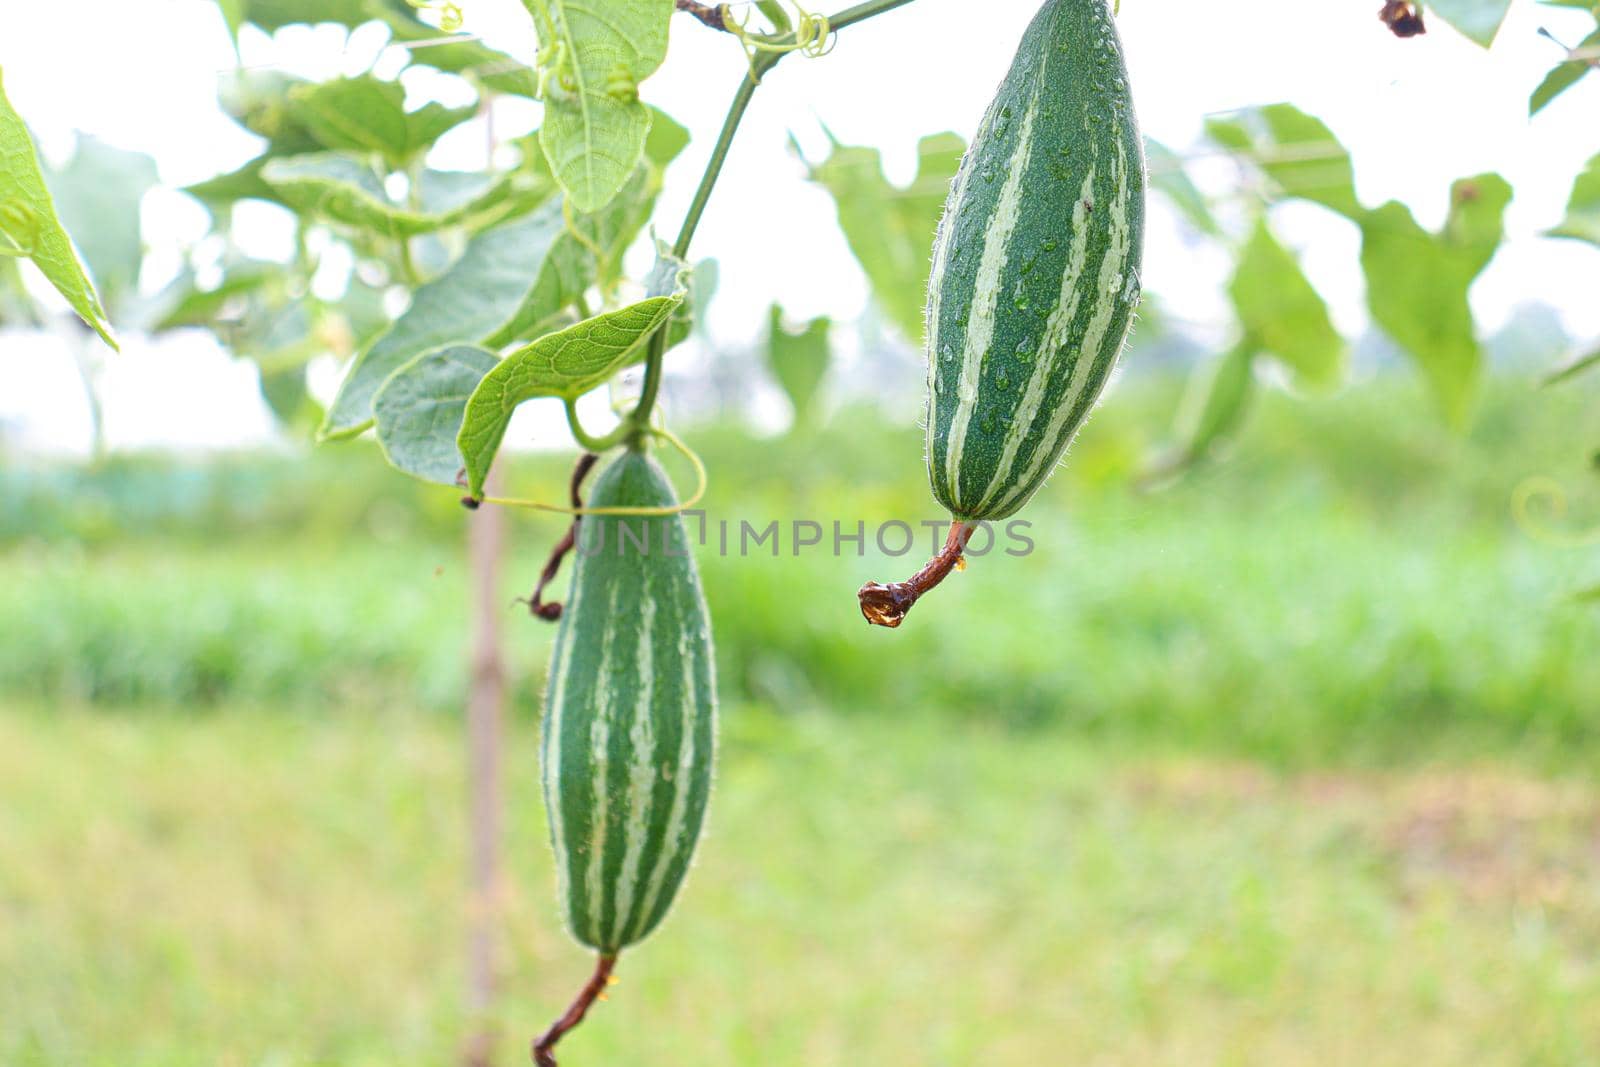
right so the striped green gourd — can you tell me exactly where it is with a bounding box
[926,0,1145,521]
[543,448,716,953]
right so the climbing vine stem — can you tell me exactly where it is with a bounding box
[625,0,921,442]
[563,398,633,454]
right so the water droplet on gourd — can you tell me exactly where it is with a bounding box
[980,413,997,434]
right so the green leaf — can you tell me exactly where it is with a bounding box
[259,155,505,237]
[1176,341,1258,465]
[1443,172,1514,276]
[1145,138,1220,237]
[1542,345,1600,386]
[1531,29,1600,114]
[534,108,687,288]
[216,0,247,40]
[321,197,588,438]
[228,294,319,366]
[238,0,545,96]
[456,253,690,497]
[1427,0,1514,45]
[807,131,966,344]
[524,0,675,212]
[766,304,831,426]
[1228,220,1342,388]
[646,248,696,350]
[219,70,323,154]
[1205,104,1363,220]
[643,108,691,170]
[144,260,284,333]
[234,0,376,30]
[414,168,494,214]
[1358,174,1510,427]
[377,9,542,98]
[183,157,288,211]
[44,136,159,315]
[567,163,663,286]
[260,363,315,428]
[1362,205,1477,422]
[0,68,116,348]
[1548,151,1600,247]
[332,276,394,353]
[232,0,542,96]
[260,155,403,231]
[287,75,475,168]
[374,343,500,484]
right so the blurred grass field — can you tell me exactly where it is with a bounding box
[3,373,1600,1063]
[4,707,1599,1066]
[3,374,1597,759]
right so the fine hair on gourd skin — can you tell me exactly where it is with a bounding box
[861,0,1146,628]
[531,443,719,1064]
[541,446,718,954]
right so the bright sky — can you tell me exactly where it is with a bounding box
[2,0,1598,455]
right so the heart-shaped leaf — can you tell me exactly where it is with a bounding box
[523,0,674,212]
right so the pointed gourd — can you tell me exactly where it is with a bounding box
[925,0,1146,521]
[542,448,717,952]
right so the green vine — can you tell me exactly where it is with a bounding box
[483,423,707,516]
[727,3,837,77]
[624,0,921,445]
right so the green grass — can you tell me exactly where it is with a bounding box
[2,376,1597,762]
[3,703,1597,1066]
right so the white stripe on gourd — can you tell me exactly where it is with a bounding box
[629,653,700,944]
[940,58,1046,505]
[580,582,619,939]
[972,166,1097,515]
[608,594,656,948]
[991,137,1136,517]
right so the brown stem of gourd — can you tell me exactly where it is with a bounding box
[531,953,619,1067]
[858,520,975,628]
[522,452,599,622]
[1378,0,1426,37]
[675,0,729,30]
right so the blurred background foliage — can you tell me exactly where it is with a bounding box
[3,0,1600,1063]
[3,370,1597,762]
